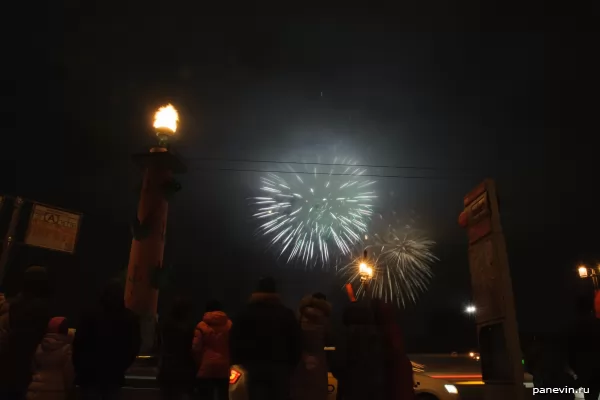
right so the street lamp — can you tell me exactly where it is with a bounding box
[465,305,477,314]
[577,264,598,290]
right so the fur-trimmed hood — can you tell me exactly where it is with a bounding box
[249,292,281,304]
[299,295,331,317]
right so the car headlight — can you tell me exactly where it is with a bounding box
[445,384,458,394]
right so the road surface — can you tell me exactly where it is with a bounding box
[73,354,488,400]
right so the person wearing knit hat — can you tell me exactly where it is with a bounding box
[229,277,302,400]
[27,317,74,400]
[0,265,51,399]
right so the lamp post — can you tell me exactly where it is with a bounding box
[577,265,599,290]
[577,264,600,318]
[125,104,186,354]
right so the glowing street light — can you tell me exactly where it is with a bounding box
[153,104,179,147]
[465,305,477,314]
[578,265,590,279]
[577,264,598,291]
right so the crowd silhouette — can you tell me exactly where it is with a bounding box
[0,265,599,400]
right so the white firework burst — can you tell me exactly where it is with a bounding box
[340,223,437,307]
[250,159,377,268]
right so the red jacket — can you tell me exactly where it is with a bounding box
[192,311,232,378]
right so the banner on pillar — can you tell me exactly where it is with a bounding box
[24,203,82,253]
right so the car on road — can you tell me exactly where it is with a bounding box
[230,348,460,400]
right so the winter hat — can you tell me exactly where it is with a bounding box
[48,317,68,335]
[257,277,277,293]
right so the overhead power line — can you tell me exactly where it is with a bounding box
[184,156,479,172]
[189,166,481,180]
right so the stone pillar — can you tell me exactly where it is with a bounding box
[459,179,527,400]
[125,148,185,353]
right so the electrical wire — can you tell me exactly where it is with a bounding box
[187,166,482,180]
[184,156,479,172]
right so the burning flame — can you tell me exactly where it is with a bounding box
[359,262,373,277]
[153,104,178,133]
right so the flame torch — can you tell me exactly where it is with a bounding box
[153,104,179,148]
[359,249,373,291]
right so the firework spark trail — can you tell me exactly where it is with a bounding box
[340,227,438,307]
[249,158,377,268]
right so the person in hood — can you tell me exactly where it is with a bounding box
[331,300,385,400]
[229,277,302,400]
[291,292,332,400]
[72,280,141,400]
[157,296,196,400]
[371,300,415,400]
[0,266,51,400]
[193,300,232,400]
[26,317,75,400]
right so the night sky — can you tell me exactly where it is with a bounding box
[6,6,599,351]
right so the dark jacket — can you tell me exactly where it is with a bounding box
[230,292,302,371]
[157,315,196,386]
[291,295,332,400]
[72,285,141,387]
[372,300,415,400]
[0,294,51,392]
[332,301,385,400]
